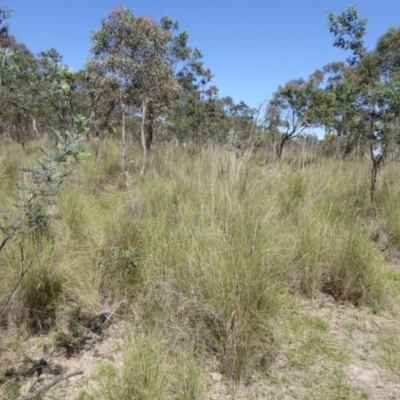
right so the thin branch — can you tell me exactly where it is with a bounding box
[0,232,12,253]
[18,370,84,400]
[381,152,400,168]
[0,241,34,320]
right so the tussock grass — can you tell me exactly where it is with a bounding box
[1,138,399,396]
[59,188,89,239]
[126,145,286,381]
[290,214,386,308]
[90,328,207,400]
[77,138,124,193]
[3,237,63,333]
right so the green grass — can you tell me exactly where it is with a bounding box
[88,328,207,400]
[1,138,400,398]
[265,310,369,400]
[286,314,350,369]
[378,332,400,372]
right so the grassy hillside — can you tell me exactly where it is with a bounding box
[1,138,400,399]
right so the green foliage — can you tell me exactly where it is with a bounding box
[9,130,84,238]
[327,4,368,65]
[73,114,90,137]
[326,5,400,203]
[266,78,317,158]
[320,133,339,157]
[376,26,400,81]
[0,33,38,140]
[35,49,77,132]
[0,6,12,39]
[86,7,179,108]
[0,18,76,138]
[0,130,83,327]
[85,6,183,176]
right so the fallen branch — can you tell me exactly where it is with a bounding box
[18,370,84,400]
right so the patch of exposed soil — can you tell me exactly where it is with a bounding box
[1,292,400,399]
[0,313,126,400]
[265,294,400,400]
[207,292,400,399]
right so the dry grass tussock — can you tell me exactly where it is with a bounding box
[1,139,400,399]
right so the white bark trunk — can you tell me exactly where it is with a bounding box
[140,99,148,176]
[122,105,128,179]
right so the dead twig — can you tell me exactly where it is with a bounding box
[0,241,34,320]
[18,370,84,400]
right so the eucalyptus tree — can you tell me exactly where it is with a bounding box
[164,24,231,145]
[310,62,364,157]
[0,8,74,144]
[327,4,368,65]
[35,48,77,134]
[0,6,11,79]
[266,78,317,159]
[376,27,400,81]
[327,5,400,203]
[219,98,258,148]
[0,11,38,145]
[356,54,400,202]
[0,40,35,129]
[85,7,180,177]
[0,6,10,40]
[77,68,118,143]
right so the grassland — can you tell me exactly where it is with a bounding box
[1,138,400,399]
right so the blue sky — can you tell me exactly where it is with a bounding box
[3,0,400,109]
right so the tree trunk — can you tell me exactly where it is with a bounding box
[369,144,384,205]
[145,101,154,150]
[140,99,148,176]
[94,131,101,158]
[17,114,26,153]
[32,118,40,138]
[276,135,288,160]
[121,105,128,180]
[370,162,378,204]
